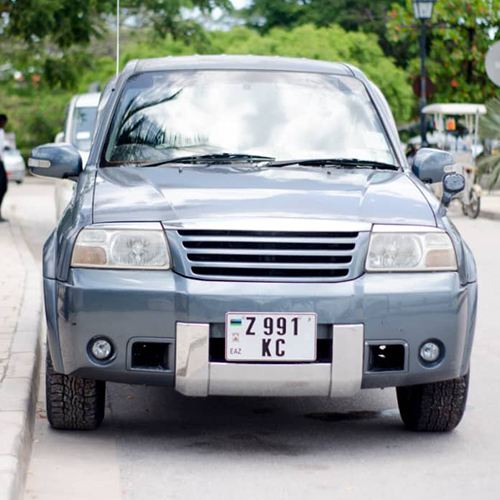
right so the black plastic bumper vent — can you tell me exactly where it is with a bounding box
[131,341,171,371]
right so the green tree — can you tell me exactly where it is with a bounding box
[0,0,113,48]
[387,0,500,103]
[0,0,230,47]
[0,86,73,158]
[244,0,404,33]
[123,0,231,42]
[242,0,406,63]
[0,0,230,89]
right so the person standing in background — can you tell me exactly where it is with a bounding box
[0,114,8,222]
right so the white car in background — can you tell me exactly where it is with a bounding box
[3,145,26,184]
[54,92,100,218]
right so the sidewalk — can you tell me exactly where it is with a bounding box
[480,190,500,221]
[0,212,42,500]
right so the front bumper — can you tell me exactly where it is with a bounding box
[176,323,363,397]
[45,269,477,396]
[7,169,25,182]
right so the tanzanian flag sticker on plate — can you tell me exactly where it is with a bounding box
[230,318,242,326]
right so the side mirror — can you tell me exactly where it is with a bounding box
[412,148,455,183]
[54,131,65,143]
[28,143,82,180]
[442,172,465,207]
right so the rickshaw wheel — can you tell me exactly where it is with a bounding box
[467,189,481,219]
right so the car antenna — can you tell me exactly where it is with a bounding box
[116,0,120,75]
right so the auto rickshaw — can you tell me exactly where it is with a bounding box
[422,103,486,219]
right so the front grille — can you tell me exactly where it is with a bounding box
[173,229,363,282]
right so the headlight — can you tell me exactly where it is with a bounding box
[71,223,171,269]
[366,225,457,272]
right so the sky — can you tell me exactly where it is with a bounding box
[232,0,251,8]
[189,0,252,30]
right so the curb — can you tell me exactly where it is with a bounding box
[0,218,43,500]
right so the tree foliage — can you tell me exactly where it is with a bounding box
[0,86,73,158]
[243,0,407,64]
[387,0,500,103]
[0,0,230,89]
[0,0,230,48]
[123,0,232,42]
[244,0,405,33]
[0,0,114,48]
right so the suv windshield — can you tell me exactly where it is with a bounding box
[71,106,98,152]
[104,70,396,165]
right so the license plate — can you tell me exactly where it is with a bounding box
[225,312,317,362]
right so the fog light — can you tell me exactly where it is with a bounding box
[420,342,441,363]
[90,338,113,361]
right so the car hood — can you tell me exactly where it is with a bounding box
[92,165,436,228]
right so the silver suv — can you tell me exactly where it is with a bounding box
[29,56,477,432]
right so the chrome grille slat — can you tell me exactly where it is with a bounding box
[188,261,351,269]
[184,248,355,256]
[183,241,354,251]
[178,230,359,238]
[187,253,352,263]
[191,267,349,278]
[179,235,359,244]
[174,229,363,282]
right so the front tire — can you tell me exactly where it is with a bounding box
[396,373,469,432]
[46,347,106,430]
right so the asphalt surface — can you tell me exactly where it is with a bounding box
[7,178,499,500]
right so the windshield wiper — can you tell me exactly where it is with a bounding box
[267,158,400,170]
[141,153,275,167]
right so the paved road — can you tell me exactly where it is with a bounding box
[7,178,499,500]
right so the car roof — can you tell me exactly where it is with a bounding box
[422,103,487,116]
[130,55,355,77]
[74,92,101,108]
